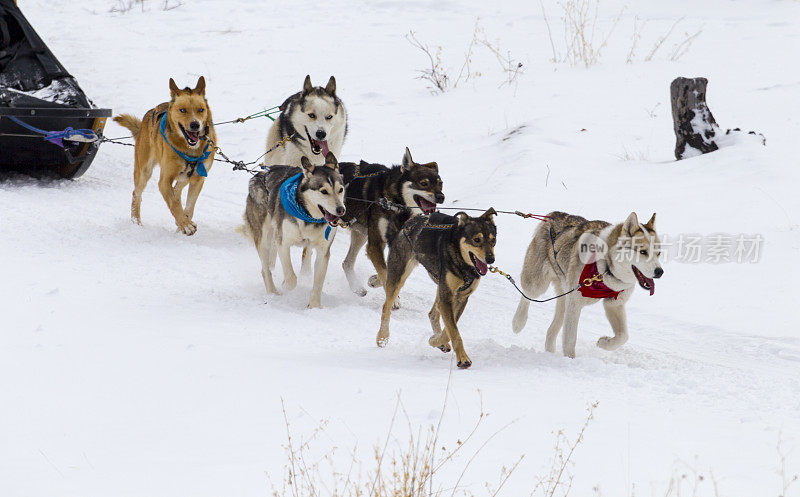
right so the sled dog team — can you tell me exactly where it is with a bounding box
[113,76,665,368]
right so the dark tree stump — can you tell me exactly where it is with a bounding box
[670,77,719,159]
[670,77,765,160]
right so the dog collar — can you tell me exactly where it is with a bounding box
[354,161,389,179]
[279,173,332,240]
[578,262,622,300]
[457,271,477,292]
[159,113,212,177]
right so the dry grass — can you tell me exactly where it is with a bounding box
[406,31,450,93]
[109,0,183,14]
[271,367,524,497]
[540,1,702,66]
[542,0,624,68]
[642,17,703,63]
[778,433,799,497]
[453,19,483,89]
[615,144,650,162]
[478,38,524,89]
[407,20,523,93]
[626,16,646,64]
[531,401,598,497]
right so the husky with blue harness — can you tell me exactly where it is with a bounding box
[245,152,346,309]
[113,77,215,235]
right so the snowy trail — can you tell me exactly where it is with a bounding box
[2,0,799,496]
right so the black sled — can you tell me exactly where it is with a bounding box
[0,0,111,179]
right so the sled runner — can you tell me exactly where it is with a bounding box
[0,0,111,178]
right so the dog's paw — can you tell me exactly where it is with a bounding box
[367,274,383,288]
[596,335,626,351]
[131,216,142,226]
[455,351,472,369]
[597,336,612,350]
[353,287,368,297]
[428,334,450,353]
[177,219,197,236]
[391,296,401,310]
[282,276,298,291]
[376,332,389,348]
[306,301,322,309]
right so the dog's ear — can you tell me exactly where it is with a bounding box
[325,76,336,96]
[454,212,469,226]
[622,212,640,237]
[194,76,206,96]
[324,152,339,171]
[169,78,180,99]
[481,207,497,220]
[423,161,439,173]
[643,213,656,231]
[302,75,313,95]
[401,147,415,171]
[300,156,315,176]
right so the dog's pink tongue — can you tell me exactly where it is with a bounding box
[474,257,488,276]
[319,140,329,156]
[419,197,436,213]
[648,278,655,296]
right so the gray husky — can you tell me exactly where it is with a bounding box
[245,152,346,308]
[511,211,664,358]
[265,75,347,168]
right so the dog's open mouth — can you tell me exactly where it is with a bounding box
[306,128,330,156]
[318,205,341,227]
[632,265,655,295]
[179,124,200,147]
[414,195,437,215]
[470,252,488,276]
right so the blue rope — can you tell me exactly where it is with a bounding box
[5,115,97,148]
[279,173,332,240]
[158,113,212,177]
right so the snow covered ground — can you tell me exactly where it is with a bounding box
[2,0,799,495]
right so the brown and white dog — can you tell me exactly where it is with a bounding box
[113,76,215,235]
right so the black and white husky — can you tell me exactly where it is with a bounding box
[245,153,346,308]
[265,75,347,167]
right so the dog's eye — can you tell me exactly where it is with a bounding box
[473,237,482,244]
[180,108,186,113]
[198,108,204,113]
[309,113,317,119]
[419,180,430,188]
[338,187,344,194]
[325,115,333,120]
[639,249,648,256]
[321,189,329,195]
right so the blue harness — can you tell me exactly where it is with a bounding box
[279,173,332,240]
[159,113,212,177]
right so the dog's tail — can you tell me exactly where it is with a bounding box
[112,114,142,138]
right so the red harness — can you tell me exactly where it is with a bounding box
[578,262,623,300]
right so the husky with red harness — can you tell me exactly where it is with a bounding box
[511,211,664,358]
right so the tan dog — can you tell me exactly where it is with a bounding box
[113,77,216,235]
